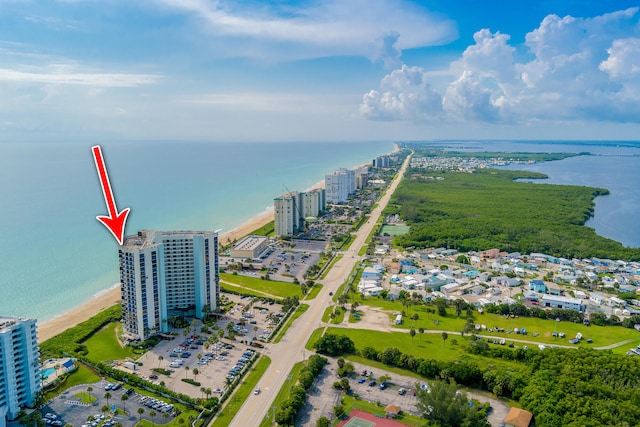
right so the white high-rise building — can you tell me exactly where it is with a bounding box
[274,192,303,237]
[0,317,41,427]
[119,230,219,341]
[325,168,355,203]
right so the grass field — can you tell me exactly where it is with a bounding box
[221,272,302,298]
[84,323,138,361]
[306,328,325,350]
[73,392,97,403]
[212,356,271,427]
[316,327,526,372]
[353,297,640,348]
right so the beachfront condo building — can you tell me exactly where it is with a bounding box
[325,168,355,203]
[274,189,327,237]
[119,230,219,341]
[0,317,41,427]
[274,191,303,237]
[301,188,326,218]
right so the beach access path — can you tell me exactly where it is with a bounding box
[226,153,411,427]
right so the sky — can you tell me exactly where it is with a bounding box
[1,0,639,143]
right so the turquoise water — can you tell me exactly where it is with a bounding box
[0,141,393,322]
[41,367,56,379]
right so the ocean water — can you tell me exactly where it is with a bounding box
[430,140,640,248]
[2,140,638,323]
[0,141,393,322]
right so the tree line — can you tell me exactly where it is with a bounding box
[386,168,640,260]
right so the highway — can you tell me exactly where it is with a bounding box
[226,154,410,427]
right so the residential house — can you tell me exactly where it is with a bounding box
[504,407,533,427]
[529,279,546,293]
[546,282,562,296]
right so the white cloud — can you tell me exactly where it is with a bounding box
[154,0,457,60]
[0,68,161,87]
[370,32,402,69]
[361,7,640,125]
[359,65,443,121]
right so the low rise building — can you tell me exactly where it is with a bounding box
[230,235,269,259]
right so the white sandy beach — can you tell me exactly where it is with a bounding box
[37,209,276,342]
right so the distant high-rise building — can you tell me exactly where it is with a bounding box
[373,155,391,168]
[325,168,355,203]
[0,317,41,427]
[301,188,326,218]
[354,166,369,190]
[119,230,219,341]
[274,192,303,237]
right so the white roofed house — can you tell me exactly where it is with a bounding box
[589,292,610,306]
[541,295,586,312]
[441,283,460,294]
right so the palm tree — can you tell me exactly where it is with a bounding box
[120,394,128,413]
[104,392,111,406]
[200,387,206,399]
[409,328,416,343]
[418,327,425,341]
[205,388,212,400]
[101,405,109,417]
[192,368,199,381]
[158,355,164,368]
[137,408,145,424]
[149,409,156,426]
[184,366,189,379]
[163,412,170,424]
[87,386,93,395]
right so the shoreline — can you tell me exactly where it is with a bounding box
[37,151,394,342]
[38,209,276,343]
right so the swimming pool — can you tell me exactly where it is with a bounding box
[41,367,56,379]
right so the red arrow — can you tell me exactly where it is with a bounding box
[92,145,130,245]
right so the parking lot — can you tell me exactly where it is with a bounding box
[221,240,327,282]
[42,380,176,427]
[130,294,280,399]
[299,358,508,427]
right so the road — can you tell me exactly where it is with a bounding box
[226,155,411,427]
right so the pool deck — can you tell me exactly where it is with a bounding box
[41,357,76,387]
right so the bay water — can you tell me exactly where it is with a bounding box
[431,140,640,248]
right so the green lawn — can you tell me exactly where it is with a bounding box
[212,356,271,427]
[73,392,97,404]
[84,322,138,362]
[354,298,640,348]
[221,273,302,298]
[273,304,309,344]
[306,328,325,351]
[321,307,333,323]
[44,364,101,400]
[304,283,323,300]
[317,327,525,372]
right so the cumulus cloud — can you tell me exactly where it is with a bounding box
[155,0,457,60]
[360,65,443,121]
[361,7,640,125]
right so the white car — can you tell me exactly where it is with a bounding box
[254,388,260,395]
